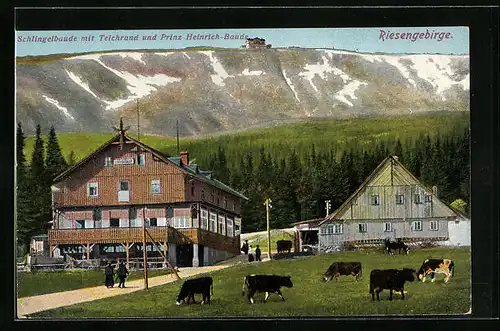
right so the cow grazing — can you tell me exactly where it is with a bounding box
[369,268,416,301]
[323,262,362,282]
[417,259,455,283]
[176,276,213,305]
[276,240,292,254]
[384,238,409,255]
[242,274,293,303]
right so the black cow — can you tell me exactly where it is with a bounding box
[417,258,455,284]
[242,274,293,303]
[384,238,409,255]
[176,276,213,305]
[369,268,416,301]
[277,240,292,254]
[323,262,362,282]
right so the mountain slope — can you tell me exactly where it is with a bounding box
[16,48,469,136]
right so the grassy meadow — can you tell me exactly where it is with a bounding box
[244,231,295,252]
[29,247,470,318]
[17,269,171,298]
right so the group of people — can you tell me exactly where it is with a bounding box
[241,240,262,262]
[104,260,129,288]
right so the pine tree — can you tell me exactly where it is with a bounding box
[67,150,76,167]
[29,125,52,236]
[45,125,68,182]
[16,123,34,252]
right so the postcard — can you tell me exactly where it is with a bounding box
[15,26,471,318]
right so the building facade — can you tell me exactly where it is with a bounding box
[319,156,469,251]
[49,125,247,267]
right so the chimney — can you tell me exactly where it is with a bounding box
[180,151,189,166]
[432,185,439,197]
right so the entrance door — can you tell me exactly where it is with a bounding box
[198,245,205,267]
[176,244,193,267]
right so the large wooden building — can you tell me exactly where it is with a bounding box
[48,122,247,267]
[317,156,470,251]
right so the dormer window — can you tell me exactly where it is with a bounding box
[104,157,112,167]
[414,194,422,204]
[396,194,404,205]
[424,194,432,203]
[137,154,145,166]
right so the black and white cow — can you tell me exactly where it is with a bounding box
[242,274,293,303]
[417,259,455,284]
[176,276,213,305]
[323,262,362,282]
[369,268,416,301]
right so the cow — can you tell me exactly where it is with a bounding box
[176,276,213,305]
[277,240,292,254]
[323,262,362,282]
[384,238,409,255]
[417,259,455,283]
[242,274,293,303]
[369,268,416,301]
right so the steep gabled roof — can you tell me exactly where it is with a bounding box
[53,134,248,200]
[319,156,458,226]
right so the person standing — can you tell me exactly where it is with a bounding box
[104,262,115,288]
[117,260,129,288]
[248,245,255,262]
[241,240,249,255]
[255,245,262,262]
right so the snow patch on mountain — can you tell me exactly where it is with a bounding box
[42,95,75,120]
[199,51,234,86]
[241,68,263,76]
[73,53,181,110]
[334,80,367,107]
[65,70,99,99]
[114,52,146,65]
[283,70,300,102]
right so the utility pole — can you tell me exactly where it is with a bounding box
[176,120,180,155]
[264,198,272,260]
[137,100,140,142]
[142,206,148,290]
[325,200,331,217]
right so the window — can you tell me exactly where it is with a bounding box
[191,183,195,196]
[224,196,227,209]
[201,190,206,201]
[191,208,198,228]
[137,154,145,166]
[216,193,220,206]
[201,209,208,230]
[371,195,380,205]
[396,194,404,205]
[147,218,157,227]
[120,181,129,191]
[320,226,327,235]
[210,192,215,203]
[174,216,190,228]
[88,182,98,197]
[384,222,392,232]
[110,218,120,228]
[218,214,226,235]
[333,224,343,234]
[412,220,423,231]
[104,157,112,167]
[227,217,234,237]
[76,220,85,229]
[358,223,367,233]
[151,180,161,194]
[414,194,422,204]
[429,221,439,231]
[424,194,432,203]
[209,210,217,232]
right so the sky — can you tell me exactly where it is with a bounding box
[15,27,469,57]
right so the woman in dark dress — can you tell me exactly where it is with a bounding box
[104,263,115,288]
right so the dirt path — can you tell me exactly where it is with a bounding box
[17,264,231,318]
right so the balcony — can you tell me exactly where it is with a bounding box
[48,227,241,254]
